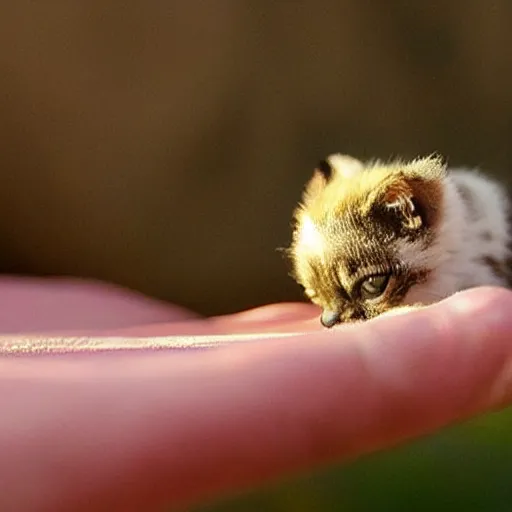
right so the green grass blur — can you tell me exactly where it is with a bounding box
[192,407,512,511]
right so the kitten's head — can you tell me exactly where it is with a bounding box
[288,154,447,327]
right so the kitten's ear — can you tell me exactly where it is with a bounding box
[302,154,364,204]
[370,155,447,231]
[323,154,364,180]
[403,154,447,182]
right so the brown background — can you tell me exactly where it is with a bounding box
[0,1,510,315]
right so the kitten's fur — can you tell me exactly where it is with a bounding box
[288,154,512,328]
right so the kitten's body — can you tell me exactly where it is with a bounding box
[404,167,511,303]
[288,154,511,328]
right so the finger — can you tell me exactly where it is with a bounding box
[0,277,198,333]
[0,287,511,512]
[90,302,320,337]
[13,302,321,339]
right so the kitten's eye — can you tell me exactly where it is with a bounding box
[360,274,390,300]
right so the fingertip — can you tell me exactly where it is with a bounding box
[445,286,512,318]
[368,286,512,340]
[360,285,512,414]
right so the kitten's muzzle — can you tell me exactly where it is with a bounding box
[321,305,369,327]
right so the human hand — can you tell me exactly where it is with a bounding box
[0,279,511,512]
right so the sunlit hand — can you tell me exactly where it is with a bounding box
[0,278,511,512]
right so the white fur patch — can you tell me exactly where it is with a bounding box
[297,216,325,255]
[394,238,435,270]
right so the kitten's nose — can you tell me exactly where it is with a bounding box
[321,309,341,328]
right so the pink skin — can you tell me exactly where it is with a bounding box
[1,277,512,511]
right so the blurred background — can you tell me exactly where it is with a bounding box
[0,1,511,510]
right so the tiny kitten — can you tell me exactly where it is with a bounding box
[287,154,512,328]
